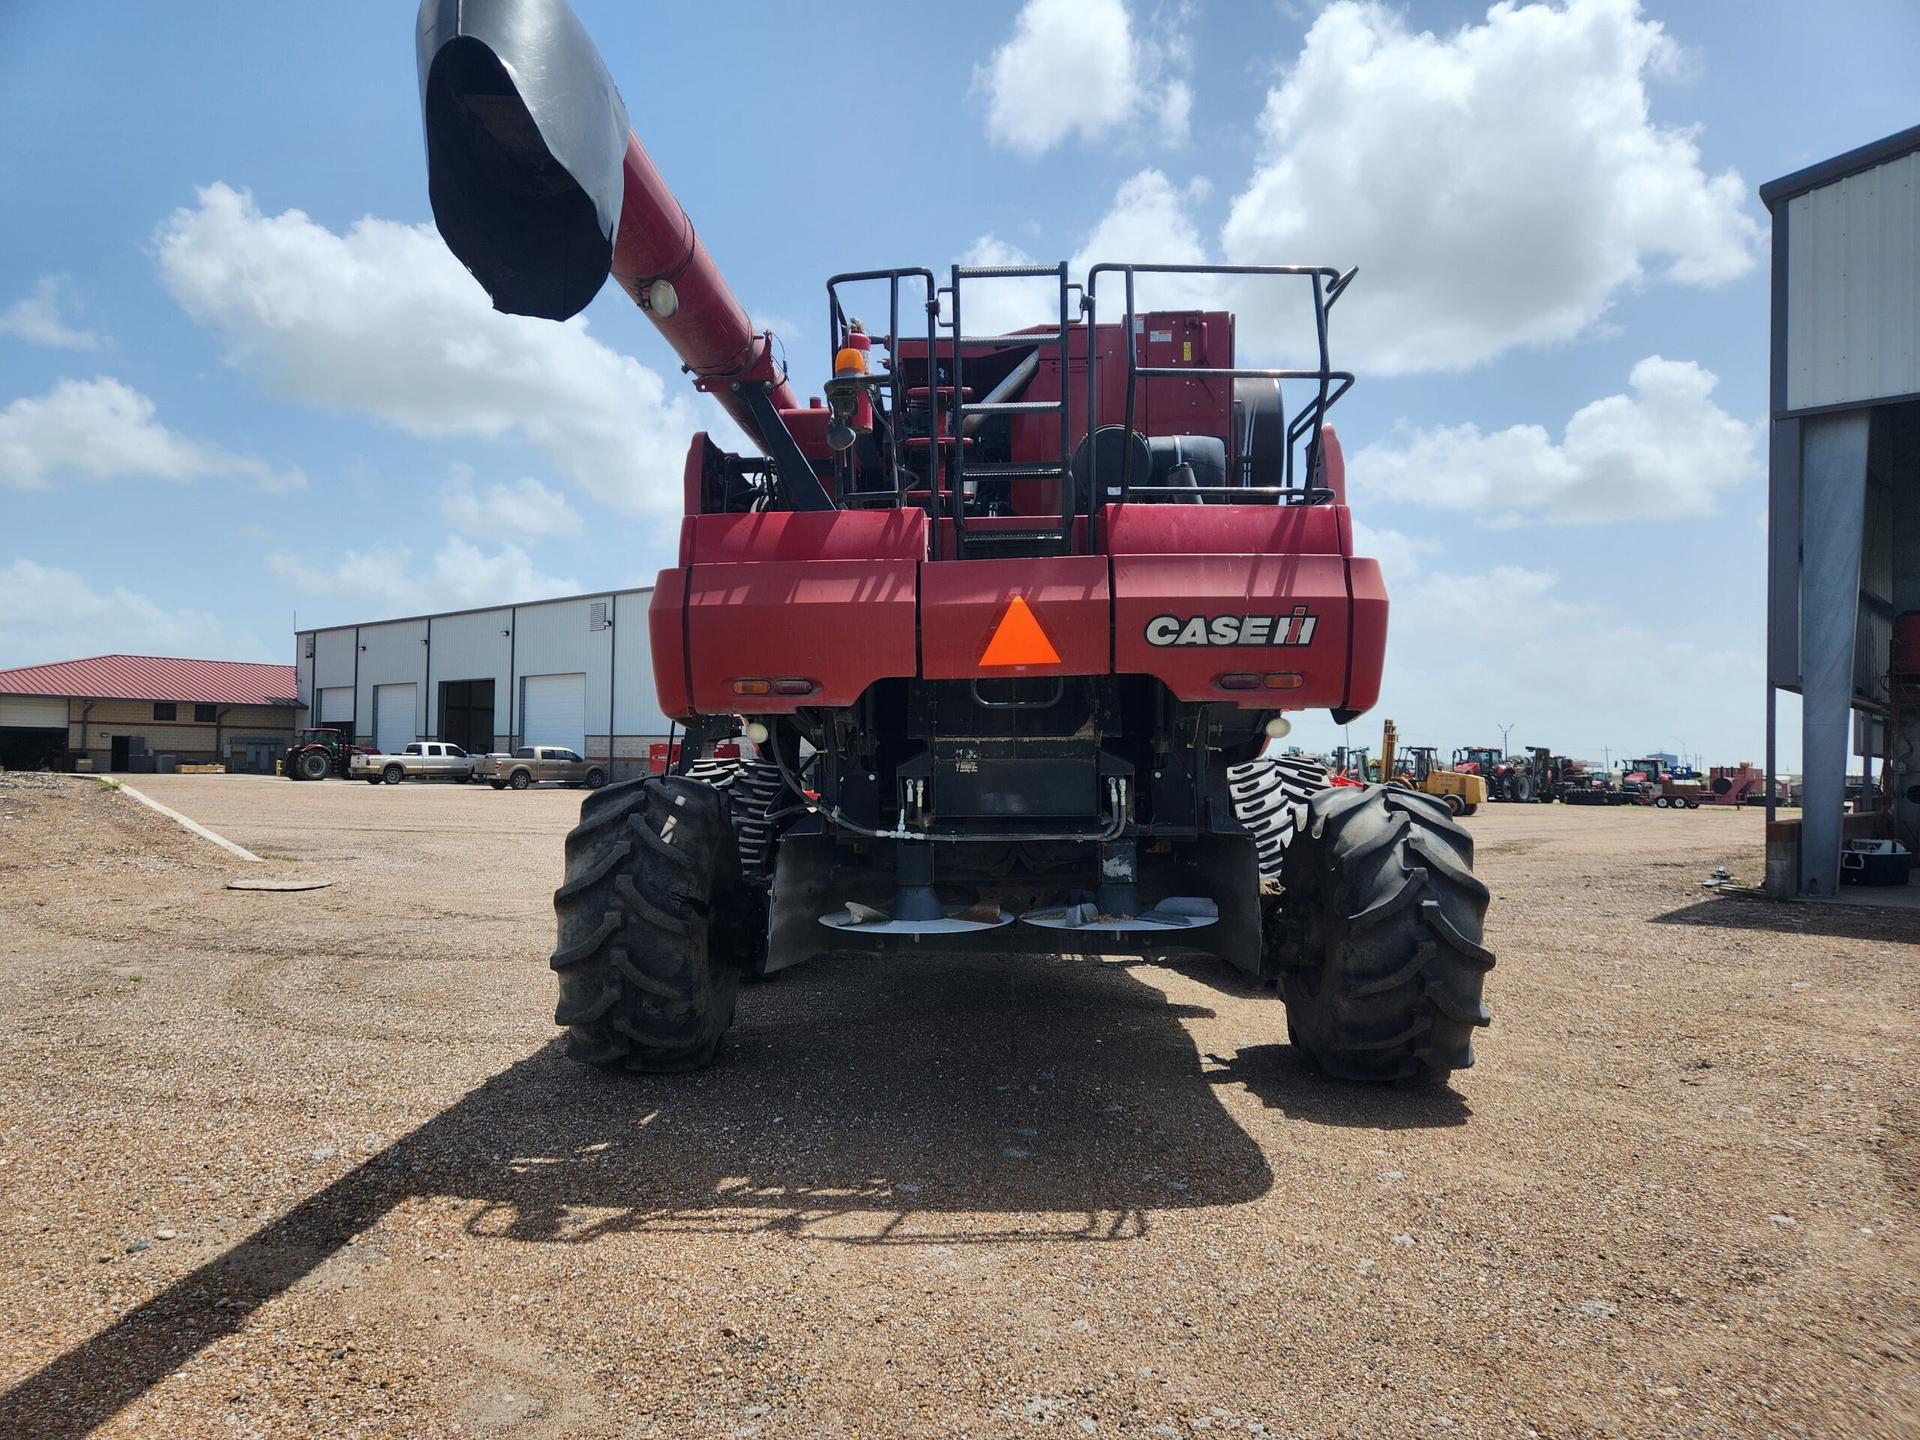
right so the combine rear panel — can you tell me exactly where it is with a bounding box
[414,0,1493,1085]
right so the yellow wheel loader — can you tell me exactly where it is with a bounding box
[1381,720,1486,817]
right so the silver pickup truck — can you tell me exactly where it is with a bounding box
[350,741,477,785]
[476,745,608,791]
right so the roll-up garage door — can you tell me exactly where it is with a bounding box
[318,687,354,724]
[0,696,68,728]
[522,673,586,753]
[374,683,417,754]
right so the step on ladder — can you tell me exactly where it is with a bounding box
[945,262,1075,558]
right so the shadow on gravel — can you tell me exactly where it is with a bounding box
[2,949,1294,1437]
[1203,1044,1473,1129]
[1652,893,1920,942]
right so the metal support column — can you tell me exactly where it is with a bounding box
[1798,410,1870,895]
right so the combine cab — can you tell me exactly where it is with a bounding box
[413,0,1495,1084]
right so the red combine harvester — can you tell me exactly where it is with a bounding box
[415,0,1493,1083]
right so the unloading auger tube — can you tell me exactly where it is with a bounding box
[412,0,1495,1084]
[416,0,797,446]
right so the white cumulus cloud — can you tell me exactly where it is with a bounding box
[962,171,1214,337]
[1220,0,1759,373]
[0,558,254,668]
[268,536,580,624]
[977,0,1193,154]
[154,184,710,518]
[440,468,583,539]
[0,376,303,492]
[0,275,102,351]
[1350,356,1758,524]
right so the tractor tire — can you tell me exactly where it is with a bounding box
[1277,785,1494,1084]
[1511,773,1534,803]
[1443,793,1465,817]
[1227,754,1332,884]
[550,774,755,1072]
[293,749,331,782]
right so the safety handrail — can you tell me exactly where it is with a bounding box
[1082,262,1357,516]
[825,267,938,525]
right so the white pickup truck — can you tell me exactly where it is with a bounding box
[349,741,477,785]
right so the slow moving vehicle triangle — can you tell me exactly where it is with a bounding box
[979,595,1061,667]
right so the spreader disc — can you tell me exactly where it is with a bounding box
[1019,897,1218,933]
[819,901,1014,936]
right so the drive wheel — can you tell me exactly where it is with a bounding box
[293,748,330,782]
[584,767,608,790]
[382,764,404,785]
[509,770,532,791]
[1277,784,1494,1084]
[1654,795,1670,808]
[1511,773,1533,802]
[550,775,757,1072]
[1227,753,1332,885]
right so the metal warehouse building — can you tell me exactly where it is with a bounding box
[0,655,300,773]
[1762,124,1920,896]
[294,586,670,776]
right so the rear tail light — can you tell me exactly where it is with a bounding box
[1218,672,1304,691]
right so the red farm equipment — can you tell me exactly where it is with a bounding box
[284,727,371,781]
[1453,746,1535,802]
[414,0,1493,1083]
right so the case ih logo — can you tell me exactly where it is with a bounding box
[1145,607,1318,648]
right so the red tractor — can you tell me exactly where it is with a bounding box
[284,728,371,782]
[415,0,1493,1083]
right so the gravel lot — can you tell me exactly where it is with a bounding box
[1,771,1915,1439]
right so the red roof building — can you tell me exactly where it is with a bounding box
[0,654,298,707]
[0,655,300,774]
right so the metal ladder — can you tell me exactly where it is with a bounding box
[945,262,1074,557]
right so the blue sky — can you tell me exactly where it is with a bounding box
[1,0,1915,767]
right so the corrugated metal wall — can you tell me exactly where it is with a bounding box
[355,619,428,743]
[427,608,512,744]
[312,629,357,694]
[292,588,669,769]
[611,590,662,736]
[1786,150,1920,411]
[513,596,612,751]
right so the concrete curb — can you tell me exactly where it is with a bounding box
[109,781,263,864]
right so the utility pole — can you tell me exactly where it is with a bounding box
[1603,745,1611,770]
[1498,720,1516,755]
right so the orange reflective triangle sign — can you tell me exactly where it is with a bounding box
[980,594,1061,667]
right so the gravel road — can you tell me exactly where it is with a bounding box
[1,772,1915,1439]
